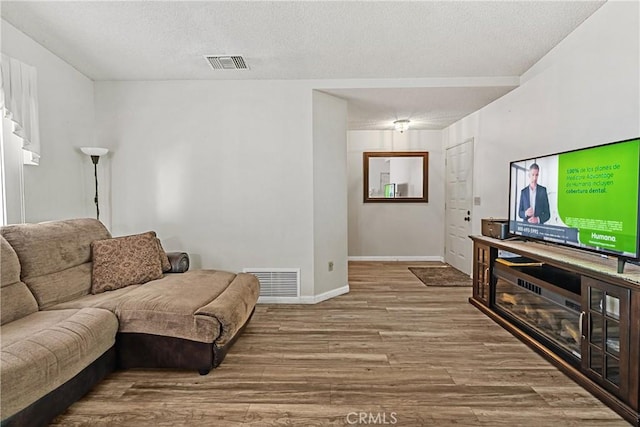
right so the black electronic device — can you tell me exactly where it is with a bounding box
[481,218,509,239]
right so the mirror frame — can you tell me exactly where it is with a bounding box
[363,151,429,203]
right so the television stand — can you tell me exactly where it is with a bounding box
[470,235,640,426]
[618,258,640,274]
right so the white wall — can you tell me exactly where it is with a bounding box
[1,20,98,224]
[94,80,321,296]
[312,91,348,296]
[444,0,640,237]
[347,130,445,259]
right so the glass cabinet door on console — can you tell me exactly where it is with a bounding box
[581,276,630,399]
[473,243,493,305]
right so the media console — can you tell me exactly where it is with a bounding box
[470,235,640,426]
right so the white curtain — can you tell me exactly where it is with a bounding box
[0,53,40,165]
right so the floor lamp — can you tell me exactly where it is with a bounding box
[80,147,109,220]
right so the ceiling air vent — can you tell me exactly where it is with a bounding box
[204,55,249,70]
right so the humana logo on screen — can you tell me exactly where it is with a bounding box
[591,232,617,242]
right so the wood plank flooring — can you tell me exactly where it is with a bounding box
[51,261,628,426]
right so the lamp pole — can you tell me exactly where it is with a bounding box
[91,155,100,220]
[80,147,109,221]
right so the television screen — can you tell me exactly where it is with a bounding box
[384,183,396,198]
[508,137,640,260]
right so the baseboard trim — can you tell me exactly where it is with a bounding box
[348,256,444,262]
[258,284,350,304]
[304,284,350,304]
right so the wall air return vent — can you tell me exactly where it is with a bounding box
[243,268,300,302]
[204,55,249,70]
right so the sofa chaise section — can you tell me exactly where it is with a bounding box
[50,268,260,374]
[3,218,260,374]
[114,269,259,373]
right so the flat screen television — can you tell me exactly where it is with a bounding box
[384,183,396,198]
[508,137,640,267]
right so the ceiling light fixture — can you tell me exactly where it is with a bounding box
[394,119,410,133]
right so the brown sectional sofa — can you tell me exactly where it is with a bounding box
[0,218,260,426]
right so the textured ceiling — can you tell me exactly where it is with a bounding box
[1,1,606,129]
[323,86,519,130]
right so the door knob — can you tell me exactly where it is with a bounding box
[464,216,471,221]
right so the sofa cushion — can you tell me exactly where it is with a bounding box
[21,263,93,310]
[0,308,118,419]
[113,270,259,345]
[1,219,111,309]
[113,270,243,342]
[0,235,21,286]
[0,236,38,325]
[46,284,143,312]
[0,282,39,326]
[91,232,163,294]
[1,218,111,280]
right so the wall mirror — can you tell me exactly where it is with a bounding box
[363,151,428,203]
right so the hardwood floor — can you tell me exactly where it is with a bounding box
[51,261,628,426]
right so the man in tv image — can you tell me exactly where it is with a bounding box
[518,163,550,224]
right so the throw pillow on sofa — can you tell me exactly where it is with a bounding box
[91,231,164,294]
[156,238,172,272]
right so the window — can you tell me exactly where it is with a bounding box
[1,54,41,225]
[0,115,28,225]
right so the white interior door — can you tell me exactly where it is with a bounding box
[445,138,474,275]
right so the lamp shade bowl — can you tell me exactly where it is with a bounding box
[80,147,109,156]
